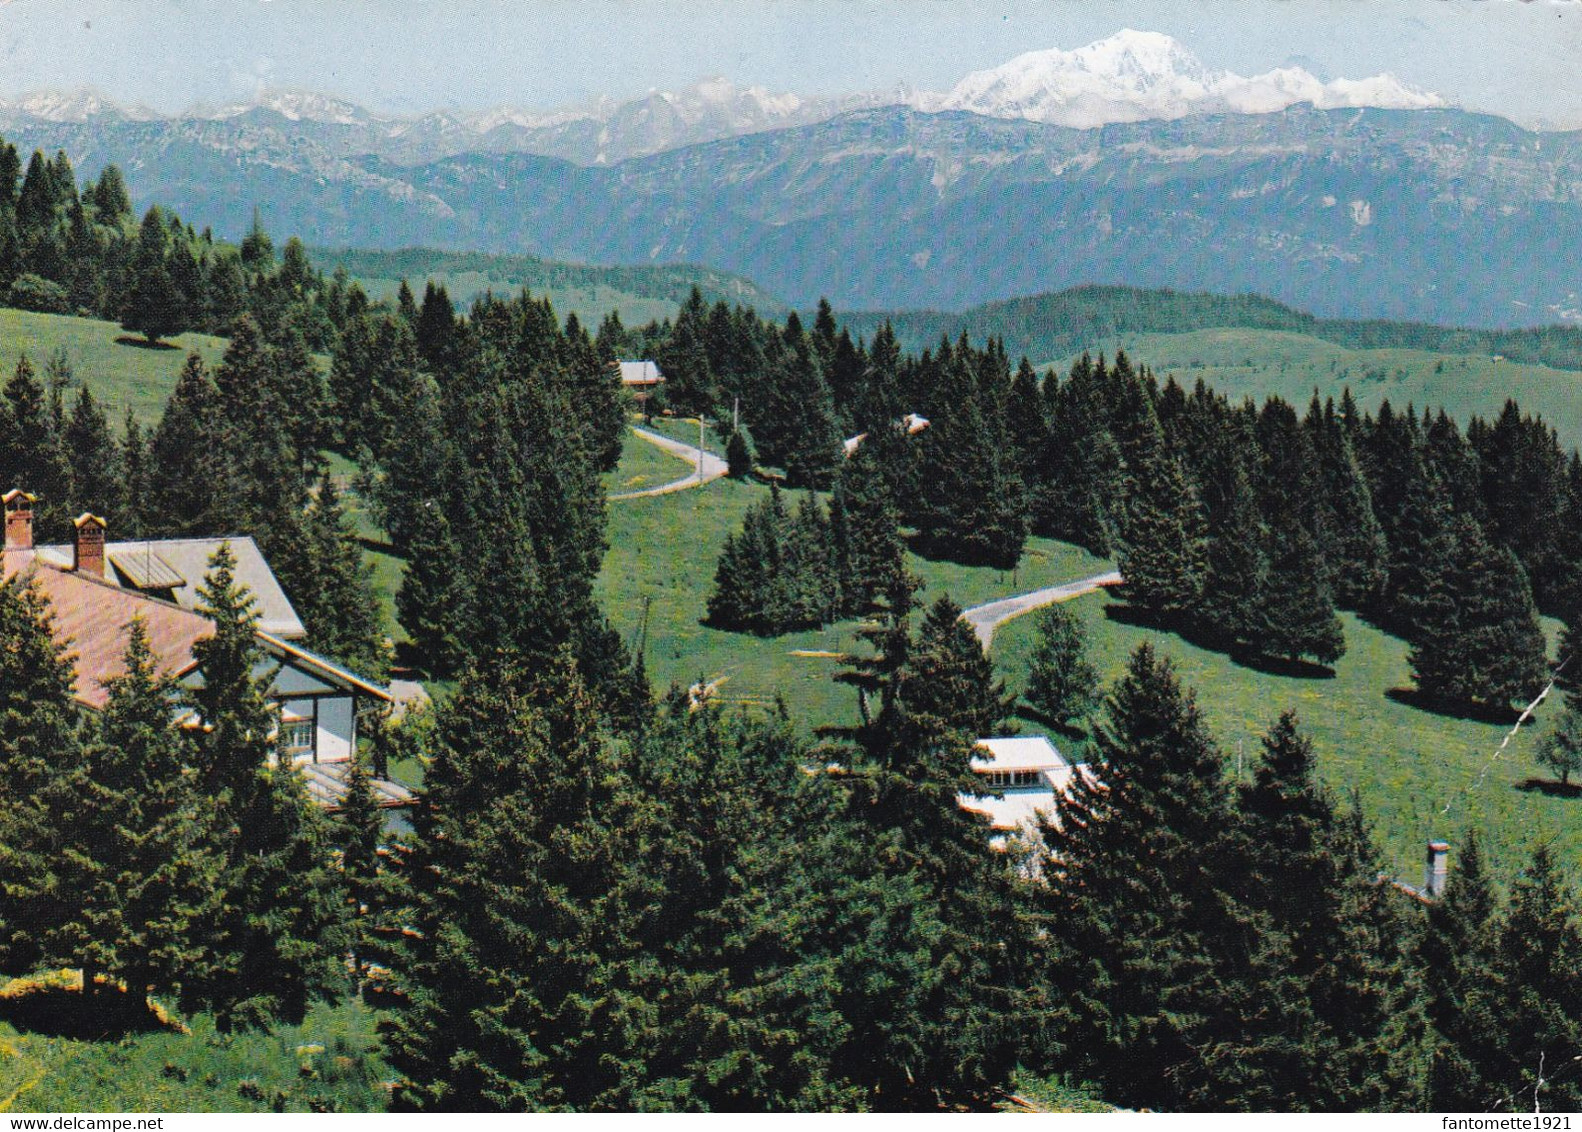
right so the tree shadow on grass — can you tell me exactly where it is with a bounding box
[1104,603,1335,680]
[1385,687,1523,725]
[1515,777,1582,800]
[1228,651,1337,681]
[114,335,182,351]
[0,978,181,1039]
[1016,701,1091,744]
[900,530,1019,573]
[356,534,397,555]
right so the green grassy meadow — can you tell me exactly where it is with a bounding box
[593,430,1576,882]
[991,593,1574,882]
[1046,327,1582,448]
[0,308,231,425]
[602,426,699,494]
[596,452,1109,733]
[0,993,387,1114]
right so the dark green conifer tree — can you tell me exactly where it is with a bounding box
[1038,645,1286,1110]
[338,750,389,979]
[0,354,72,540]
[1486,844,1582,1112]
[1306,395,1389,609]
[122,206,184,344]
[900,596,1013,740]
[1231,713,1418,1110]
[761,313,842,489]
[913,340,1028,569]
[724,427,753,478]
[1409,514,1547,709]
[1421,831,1506,1111]
[383,652,653,1109]
[1023,602,1099,727]
[181,544,349,1030]
[1199,449,1268,651]
[828,437,905,617]
[821,579,1026,1109]
[49,619,221,1000]
[657,287,719,415]
[0,572,83,974]
[147,352,234,536]
[1114,392,1206,627]
[288,473,388,678]
[64,386,124,524]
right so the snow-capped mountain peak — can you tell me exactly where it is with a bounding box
[207,89,385,126]
[0,87,158,122]
[920,29,1443,127]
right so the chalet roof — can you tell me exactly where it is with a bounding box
[2,548,214,709]
[34,536,305,639]
[972,736,1068,773]
[3,549,389,711]
[257,632,392,701]
[617,360,664,386]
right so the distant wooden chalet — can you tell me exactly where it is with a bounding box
[614,359,664,406]
[2,489,406,806]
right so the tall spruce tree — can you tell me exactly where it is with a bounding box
[828,436,906,617]
[0,572,83,974]
[48,619,221,1000]
[1421,831,1506,1111]
[1230,713,1417,1110]
[180,544,349,1030]
[384,651,656,1109]
[1038,644,1287,1110]
[1486,844,1582,1112]
[913,340,1028,569]
[1408,514,1548,709]
[821,581,1026,1108]
[1114,393,1207,627]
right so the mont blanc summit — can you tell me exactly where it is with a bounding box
[923,30,1443,127]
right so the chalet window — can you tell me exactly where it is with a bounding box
[281,719,315,759]
[983,769,1040,789]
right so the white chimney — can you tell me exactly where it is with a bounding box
[1424,840,1450,899]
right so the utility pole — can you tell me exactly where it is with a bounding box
[697,416,708,482]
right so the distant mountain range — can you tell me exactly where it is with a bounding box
[0,30,1441,165]
[0,31,1576,326]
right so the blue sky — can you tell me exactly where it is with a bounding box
[2,0,1580,126]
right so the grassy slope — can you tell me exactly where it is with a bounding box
[991,592,1572,881]
[596,460,1108,734]
[0,996,387,1114]
[598,431,1574,879]
[0,308,230,426]
[601,426,700,494]
[1045,327,1582,448]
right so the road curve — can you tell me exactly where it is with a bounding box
[610,426,730,500]
[961,570,1124,649]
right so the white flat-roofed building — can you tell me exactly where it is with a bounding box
[958,735,1088,847]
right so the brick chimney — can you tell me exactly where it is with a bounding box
[1424,840,1450,900]
[73,513,106,577]
[3,490,36,551]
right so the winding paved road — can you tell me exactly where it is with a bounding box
[610,426,730,500]
[961,570,1124,649]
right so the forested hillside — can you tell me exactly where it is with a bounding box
[838,284,1582,372]
[4,149,1582,1113]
